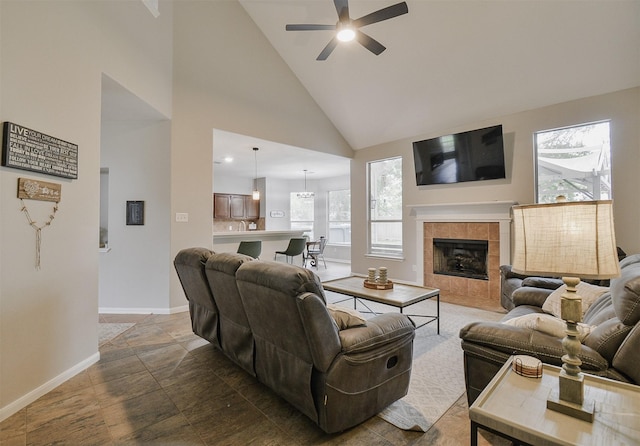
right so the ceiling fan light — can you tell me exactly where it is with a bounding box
[337,27,355,42]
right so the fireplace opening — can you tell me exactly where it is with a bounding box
[433,238,488,280]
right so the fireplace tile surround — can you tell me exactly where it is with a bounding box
[410,201,516,311]
[425,222,500,309]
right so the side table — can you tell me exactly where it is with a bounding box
[469,356,640,446]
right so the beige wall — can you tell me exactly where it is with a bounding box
[1,0,352,419]
[351,88,640,283]
[0,0,174,417]
[1,0,637,424]
[168,0,352,308]
[99,119,172,312]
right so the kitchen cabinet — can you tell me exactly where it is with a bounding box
[244,195,260,219]
[214,194,232,219]
[230,195,245,219]
[214,193,260,220]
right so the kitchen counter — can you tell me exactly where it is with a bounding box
[213,230,304,242]
[212,230,306,265]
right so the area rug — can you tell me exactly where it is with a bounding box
[98,322,135,346]
[376,301,504,431]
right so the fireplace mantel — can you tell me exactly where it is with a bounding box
[411,201,517,287]
[408,201,516,222]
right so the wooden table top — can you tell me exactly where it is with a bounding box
[470,357,640,445]
[322,276,439,308]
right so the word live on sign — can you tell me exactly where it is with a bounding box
[2,122,78,179]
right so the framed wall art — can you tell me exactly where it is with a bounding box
[126,201,145,226]
[2,122,78,179]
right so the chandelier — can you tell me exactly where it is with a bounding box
[296,169,314,198]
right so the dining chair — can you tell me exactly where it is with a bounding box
[304,236,327,269]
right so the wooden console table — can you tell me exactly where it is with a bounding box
[469,357,640,445]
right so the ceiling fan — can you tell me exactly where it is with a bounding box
[285,0,409,61]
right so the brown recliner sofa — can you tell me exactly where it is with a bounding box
[500,247,628,311]
[174,248,416,433]
[204,251,256,376]
[460,253,640,405]
[174,247,220,345]
[499,264,563,311]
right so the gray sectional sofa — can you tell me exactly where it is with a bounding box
[174,248,416,433]
[460,253,640,405]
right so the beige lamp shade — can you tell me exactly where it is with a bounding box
[512,200,620,280]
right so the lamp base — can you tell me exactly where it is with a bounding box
[547,389,595,422]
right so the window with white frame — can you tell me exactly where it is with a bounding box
[368,157,402,257]
[534,121,612,203]
[290,193,314,240]
[328,189,351,244]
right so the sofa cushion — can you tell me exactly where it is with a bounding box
[459,321,608,371]
[237,259,327,303]
[503,313,594,341]
[612,323,640,383]
[522,276,564,290]
[204,252,256,376]
[583,317,633,363]
[611,253,640,325]
[583,292,615,326]
[512,286,554,308]
[173,247,218,344]
[500,304,547,323]
[327,305,367,330]
[542,282,608,318]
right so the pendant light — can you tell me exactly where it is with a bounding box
[252,147,260,200]
[297,169,314,198]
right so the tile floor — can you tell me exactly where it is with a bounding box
[0,262,508,445]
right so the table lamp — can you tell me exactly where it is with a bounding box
[511,199,620,422]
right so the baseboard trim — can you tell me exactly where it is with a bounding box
[323,257,350,264]
[0,352,100,423]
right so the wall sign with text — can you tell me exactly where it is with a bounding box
[2,122,78,179]
[270,210,285,218]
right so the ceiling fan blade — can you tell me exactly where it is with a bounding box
[317,38,339,61]
[352,1,408,28]
[334,0,350,23]
[355,31,386,55]
[286,24,336,31]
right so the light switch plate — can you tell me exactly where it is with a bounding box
[175,213,188,222]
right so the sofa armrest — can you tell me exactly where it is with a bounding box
[512,286,554,308]
[522,276,564,290]
[459,321,608,372]
[338,313,415,355]
[500,264,530,280]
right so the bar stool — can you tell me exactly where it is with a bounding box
[237,240,262,259]
[274,237,306,264]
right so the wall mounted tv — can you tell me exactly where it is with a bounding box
[412,124,506,186]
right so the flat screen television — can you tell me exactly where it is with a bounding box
[412,124,506,186]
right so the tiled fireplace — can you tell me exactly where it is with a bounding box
[410,201,515,310]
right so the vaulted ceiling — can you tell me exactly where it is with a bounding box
[107,1,640,181]
[239,0,640,151]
